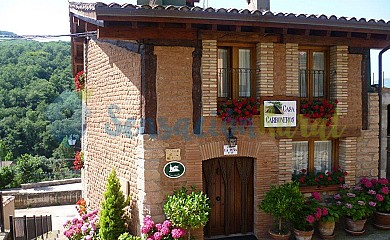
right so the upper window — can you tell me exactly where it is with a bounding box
[217,45,255,105]
[298,47,329,100]
[292,139,338,174]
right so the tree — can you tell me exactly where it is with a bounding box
[99,169,127,240]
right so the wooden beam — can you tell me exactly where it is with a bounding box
[98,27,197,40]
[141,45,157,134]
[192,42,202,134]
[200,30,278,43]
[284,34,390,48]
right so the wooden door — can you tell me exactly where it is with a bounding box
[203,157,254,237]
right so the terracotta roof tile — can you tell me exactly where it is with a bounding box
[69,2,390,30]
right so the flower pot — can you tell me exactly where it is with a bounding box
[373,211,390,230]
[317,220,335,238]
[344,217,366,235]
[293,227,314,240]
[268,229,290,240]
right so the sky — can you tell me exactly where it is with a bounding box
[0,0,389,83]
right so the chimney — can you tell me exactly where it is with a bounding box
[247,0,270,11]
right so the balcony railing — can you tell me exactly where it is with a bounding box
[217,68,258,98]
[299,69,328,99]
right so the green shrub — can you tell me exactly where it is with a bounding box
[164,186,210,231]
[0,166,17,189]
[118,232,141,240]
[99,169,127,240]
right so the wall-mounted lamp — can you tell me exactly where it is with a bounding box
[227,127,237,148]
[68,135,77,147]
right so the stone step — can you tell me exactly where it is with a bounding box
[36,230,67,240]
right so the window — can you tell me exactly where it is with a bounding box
[299,47,328,100]
[217,45,255,105]
[292,139,338,174]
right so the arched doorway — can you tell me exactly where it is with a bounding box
[202,157,254,238]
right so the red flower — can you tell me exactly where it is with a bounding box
[218,98,259,126]
[319,174,324,179]
[327,177,332,181]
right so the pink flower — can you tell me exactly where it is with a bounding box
[322,208,328,216]
[381,186,389,195]
[315,208,322,220]
[334,193,341,200]
[155,223,162,231]
[369,201,377,207]
[379,178,389,185]
[306,215,315,224]
[364,181,373,188]
[346,203,353,209]
[171,228,186,239]
[368,189,377,195]
[160,227,170,236]
[153,232,163,240]
[358,201,365,206]
[312,192,321,201]
[376,194,385,202]
[347,193,356,198]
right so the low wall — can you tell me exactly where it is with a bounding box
[20,178,81,189]
[11,190,82,209]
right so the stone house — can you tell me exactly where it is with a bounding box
[69,0,390,238]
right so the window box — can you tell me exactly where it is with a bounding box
[299,184,341,193]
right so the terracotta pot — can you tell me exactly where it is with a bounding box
[373,211,390,229]
[293,227,314,240]
[268,229,291,240]
[317,220,335,237]
[345,217,366,234]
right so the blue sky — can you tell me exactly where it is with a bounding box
[0,0,389,83]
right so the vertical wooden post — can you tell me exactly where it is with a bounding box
[33,215,37,239]
[40,215,44,240]
[23,215,28,240]
[9,216,14,240]
[0,192,4,232]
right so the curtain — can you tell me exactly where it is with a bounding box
[292,141,308,173]
[218,48,229,97]
[239,49,251,97]
[298,51,307,98]
[314,140,332,173]
[313,52,325,98]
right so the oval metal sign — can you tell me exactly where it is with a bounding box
[163,161,185,179]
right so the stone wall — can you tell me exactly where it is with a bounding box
[84,39,143,231]
[356,93,380,180]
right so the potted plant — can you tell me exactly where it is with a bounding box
[141,216,187,240]
[292,166,347,189]
[259,182,305,240]
[334,184,376,235]
[291,192,324,240]
[315,192,340,239]
[359,177,390,229]
[163,187,210,240]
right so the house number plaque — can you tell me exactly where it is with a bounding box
[163,161,185,179]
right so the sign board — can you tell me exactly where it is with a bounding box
[163,161,185,179]
[165,149,181,161]
[224,145,238,155]
[264,101,297,128]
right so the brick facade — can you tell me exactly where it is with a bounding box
[83,39,379,239]
[84,39,143,231]
[201,40,218,117]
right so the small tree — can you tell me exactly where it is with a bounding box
[164,187,210,239]
[99,169,127,240]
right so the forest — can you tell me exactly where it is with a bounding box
[0,34,81,188]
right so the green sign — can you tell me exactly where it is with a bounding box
[163,161,185,179]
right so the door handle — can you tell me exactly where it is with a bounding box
[216,196,221,201]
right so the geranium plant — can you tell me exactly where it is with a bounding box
[300,99,338,126]
[74,70,85,92]
[334,184,376,221]
[76,198,87,216]
[359,177,390,213]
[63,208,99,240]
[218,98,260,126]
[292,166,347,187]
[141,216,187,240]
[73,151,84,170]
[292,192,324,231]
